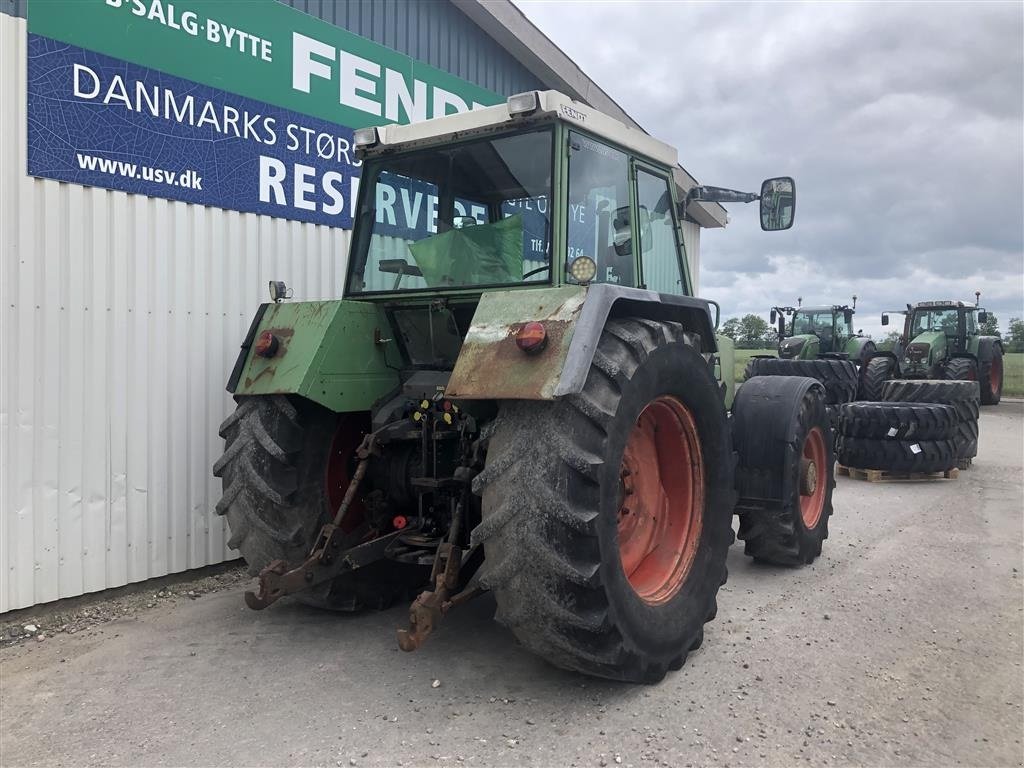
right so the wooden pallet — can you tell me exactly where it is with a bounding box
[836,464,959,482]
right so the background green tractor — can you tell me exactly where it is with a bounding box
[771,296,875,364]
[861,295,1003,404]
[213,91,836,684]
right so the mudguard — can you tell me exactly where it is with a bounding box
[227,299,400,413]
[845,336,875,363]
[975,336,1002,362]
[446,284,718,400]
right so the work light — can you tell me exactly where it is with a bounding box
[507,91,538,116]
[353,127,379,148]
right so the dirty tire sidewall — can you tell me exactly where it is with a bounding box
[474,319,735,683]
[214,395,426,611]
[979,348,1003,405]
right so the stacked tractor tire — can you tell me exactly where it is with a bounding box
[836,380,980,474]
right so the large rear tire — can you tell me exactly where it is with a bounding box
[979,347,1003,405]
[472,318,735,683]
[734,377,835,566]
[213,396,426,610]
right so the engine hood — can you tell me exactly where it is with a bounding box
[779,335,812,359]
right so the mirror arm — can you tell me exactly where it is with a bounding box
[685,186,761,207]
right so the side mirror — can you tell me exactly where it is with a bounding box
[978,310,988,324]
[770,309,777,324]
[844,309,854,324]
[759,177,795,231]
[612,206,633,257]
[857,328,863,335]
[707,300,721,331]
[453,215,478,229]
[881,314,889,326]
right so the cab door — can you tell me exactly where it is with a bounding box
[633,161,692,296]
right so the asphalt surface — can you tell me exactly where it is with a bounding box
[2,403,1022,768]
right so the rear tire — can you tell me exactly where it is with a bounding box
[857,356,895,401]
[743,357,857,405]
[213,396,426,611]
[979,347,1003,405]
[734,377,835,566]
[472,318,735,683]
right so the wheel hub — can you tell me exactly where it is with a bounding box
[799,427,827,529]
[800,457,818,496]
[617,396,704,605]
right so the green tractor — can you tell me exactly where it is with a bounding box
[771,297,875,364]
[213,91,836,683]
[861,296,1003,404]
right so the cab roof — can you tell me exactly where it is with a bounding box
[360,90,728,229]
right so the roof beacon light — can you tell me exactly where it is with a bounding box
[353,126,379,148]
[507,91,539,117]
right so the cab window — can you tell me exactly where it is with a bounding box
[636,169,684,294]
[566,132,635,286]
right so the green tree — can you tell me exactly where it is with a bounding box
[1007,317,1024,353]
[737,314,771,349]
[979,312,1000,337]
[720,317,741,342]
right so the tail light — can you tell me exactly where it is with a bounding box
[254,331,280,358]
[515,322,548,354]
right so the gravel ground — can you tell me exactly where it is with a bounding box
[1,403,1021,768]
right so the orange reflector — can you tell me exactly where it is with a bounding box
[515,321,547,354]
[254,331,280,358]
[392,515,408,530]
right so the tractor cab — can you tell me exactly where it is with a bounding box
[882,299,991,378]
[772,297,872,363]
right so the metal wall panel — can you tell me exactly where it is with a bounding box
[0,13,350,612]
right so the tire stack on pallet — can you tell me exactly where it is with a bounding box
[836,380,981,480]
[743,358,858,431]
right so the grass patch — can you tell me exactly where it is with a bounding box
[1003,352,1024,397]
[734,348,774,383]
[732,348,1024,397]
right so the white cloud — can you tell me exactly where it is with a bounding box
[516,0,1024,330]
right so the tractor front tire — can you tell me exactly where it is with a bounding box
[942,357,979,383]
[857,356,895,401]
[734,377,834,566]
[473,318,735,683]
[214,395,426,611]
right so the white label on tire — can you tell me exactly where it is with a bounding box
[909,443,922,454]
[887,427,899,437]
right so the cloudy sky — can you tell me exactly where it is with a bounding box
[517,0,1024,339]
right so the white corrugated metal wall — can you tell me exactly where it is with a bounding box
[0,13,350,612]
[0,11,704,613]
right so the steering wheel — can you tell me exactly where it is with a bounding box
[523,265,550,280]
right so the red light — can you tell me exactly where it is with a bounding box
[515,322,547,354]
[392,515,408,530]
[254,331,280,358]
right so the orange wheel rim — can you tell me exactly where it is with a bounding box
[617,396,704,605]
[799,427,827,528]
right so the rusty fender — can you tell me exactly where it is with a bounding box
[447,284,718,400]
